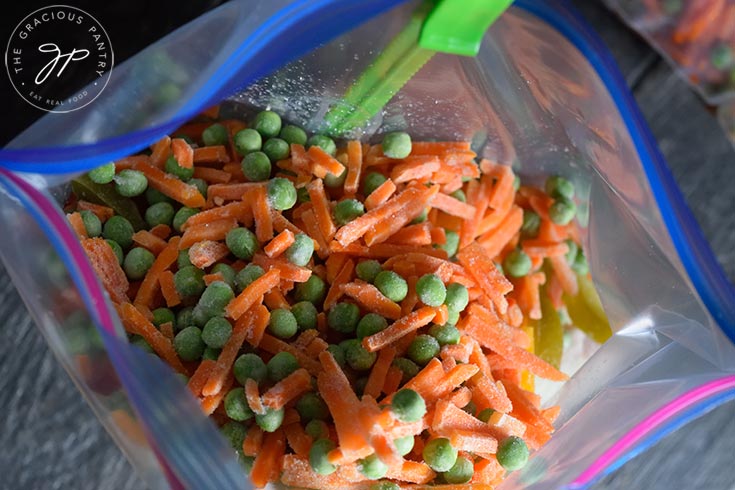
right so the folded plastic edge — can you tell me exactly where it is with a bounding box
[0,0,409,173]
[0,168,188,489]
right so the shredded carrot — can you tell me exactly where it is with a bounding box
[363,306,436,352]
[384,222,432,246]
[250,429,286,488]
[390,156,441,183]
[179,217,237,249]
[411,141,471,155]
[134,236,180,307]
[192,166,232,184]
[307,179,337,241]
[340,280,402,320]
[81,238,129,304]
[363,179,396,212]
[187,359,216,396]
[76,201,114,222]
[262,368,312,410]
[242,304,270,347]
[431,192,477,220]
[549,254,579,296]
[189,240,230,269]
[201,374,233,415]
[67,212,87,239]
[252,185,274,242]
[150,136,171,167]
[264,288,290,310]
[117,303,187,374]
[133,160,205,208]
[323,258,354,310]
[193,145,230,164]
[226,268,280,320]
[264,229,295,258]
[132,230,168,255]
[456,242,513,314]
[284,422,312,458]
[159,321,175,343]
[149,224,172,240]
[260,334,322,376]
[477,206,523,259]
[344,140,363,195]
[243,424,264,457]
[252,254,312,282]
[159,270,181,307]
[308,146,345,179]
[363,346,396,399]
[246,378,266,415]
[171,138,194,168]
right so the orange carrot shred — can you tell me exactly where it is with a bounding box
[246,378,266,415]
[192,166,232,184]
[187,359,216,396]
[432,192,477,220]
[340,281,402,320]
[171,138,193,168]
[344,140,363,195]
[226,268,280,320]
[364,346,396,399]
[150,136,171,167]
[363,306,436,352]
[159,270,181,307]
[262,368,312,410]
[323,258,354,310]
[363,179,396,211]
[192,145,230,164]
[390,156,441,183]
[252,254,312,282]
[243,425,264,457]
[252,185,274,242]
[80,238,129,304]
[132,230,168,255]
[308,145,345,179]
[201,374,233,415]
[456,242,513,314]
[284,422,312,458]
[202,308,258,396]
[133,236,180,307]
[179,217,237,249]
[133,160,205,208]
[307,179,337,241]
[250,429,286,488]
[149,224,172,240]
[67,212,87,239]
[76,201,114,222]
[264,229,295,258]
[117,303,187,374]
[189,240,230,269]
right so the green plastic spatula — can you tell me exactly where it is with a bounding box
[323,0,513,136]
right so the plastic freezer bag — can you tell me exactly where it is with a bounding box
[2,0,735,488]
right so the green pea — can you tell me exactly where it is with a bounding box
[711,43,733,71]
[106,239,124,265]
[571,249,589,275]
[145,187,174,205]
[343,339,377,371]
[224,388,254,421]
[226,227,259,260]
[370,482,400,490]
[291,301,318,330]
[381,132,412,159]
[178,249,193,269]
[328,302,361,334]
[211,263,237,289]
[202,123,228,146]
[393,357,420,384]
[374,270,408,302]
[296,392,329,422]
[326,344,346,368]
[305,419,330,440]
[503,249,532,278]
[254,111,282,138]
[267,351,299,382]
[513,174,521,191]
[130,334,153,353]
[103,215,134,249]
[268,308,298,339]
[362,172,387,196]
[256,406,285,432]
[88,162,115,184]
[306,134,336,156]
[285,233,314,267]
[443,456,474,484]
[450,189,466,202]
[477,408,495,423]
[294,275,326,305]
[79,210,102,237]
[241,151,272,182]
[416,274,446,307]
[165,155,194,180]
[279,125,307,146]
[548,197,576,225]
[407,334,440,365]
[233,128,262,155]
[152,308,176,328]
[263,137,290,162]
[234,353,267,385]
[333,199,365,226]
[439,230,460,258]
[429,323,460,346]
[188,178,208,198]
[394,435,414,456]
[203,346,221,361]
[235,264,265,293]
[239,454,255,474]
[174,265,206,297]
[309,438,337,475]
[564,239,579,265]
[145,202,175,228]
[192,281,235,326]
[174,326,205,361]
[113,169,148,197]
[444,283,469,314]
[176,306,194,330]
[297,186,310,203]
[521,209,541,238]
[220,421,247,451]
[391,388,426,422]
[202,317,233,349]
[446,309,460,326]
[358,453,388,479]
[123,248,155,280]
[355,260,382,283]
[324,167,347,188]
[267,177,297,211]
[173,207,199,232]
[545,175,574,200]
[423,437,457,472]
[410,208,428,225]
[497,436,529,471]
[356,313,388,340]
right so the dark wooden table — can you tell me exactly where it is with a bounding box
[2,1,734,488]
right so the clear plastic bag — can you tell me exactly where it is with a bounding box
[603,0,735,105]
[1,0,734,488]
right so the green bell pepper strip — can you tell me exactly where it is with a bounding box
[72,175,146,230]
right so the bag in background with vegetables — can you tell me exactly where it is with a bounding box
[1,0,735,489]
